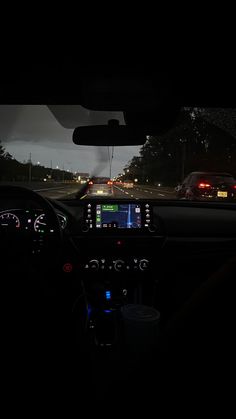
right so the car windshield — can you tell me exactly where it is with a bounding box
[197,175,235,184]
[0,105,235,202]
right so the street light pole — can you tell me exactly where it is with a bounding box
[29,153,32,182]
[109,162,112,179]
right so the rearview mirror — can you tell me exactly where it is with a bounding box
[73,120,147,146]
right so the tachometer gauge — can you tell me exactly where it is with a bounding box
[0,212,20,229]
[34,214,47,233]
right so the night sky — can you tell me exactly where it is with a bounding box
[0,105,141,177]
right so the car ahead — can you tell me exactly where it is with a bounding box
[123,180,134,189]
[176,171,236,201]
[86,177,113,196]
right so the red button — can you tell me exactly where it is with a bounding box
[63,263,73,273]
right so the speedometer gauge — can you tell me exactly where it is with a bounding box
[34,213,67,232]
[0,212,20,229]
[34,214,47,233]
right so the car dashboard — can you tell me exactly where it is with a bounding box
[2,199,236,275]
[57,198,236,318]
[1,195,236,403]
[1,198,236,310]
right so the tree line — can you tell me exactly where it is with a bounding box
[0,142,73,182]
[123,108,236,186]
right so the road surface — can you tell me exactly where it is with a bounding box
[1,182,177,200]
[79,184,176,200]
[0,182,85,199]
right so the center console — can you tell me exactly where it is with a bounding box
[71,201,164,274]
[82,202,155,233]
[67,201,163,349]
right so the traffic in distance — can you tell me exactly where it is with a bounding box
[15,172,235,201]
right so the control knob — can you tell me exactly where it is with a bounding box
[114,259,125,272]
[139,259,149,271]
[81,223,90,233]
[88,259,99,271]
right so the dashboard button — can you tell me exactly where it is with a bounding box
[63,263,73,273]
[139,259,149,271]
[114,260,125,272]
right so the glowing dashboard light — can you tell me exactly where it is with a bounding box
[105,290,111,300]
[63,263,73,273]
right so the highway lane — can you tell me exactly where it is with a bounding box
[36,184,84,199]
[112,185,176,200]
[78,185,176,200]
[0,181,84,199]
[0,181,176,200]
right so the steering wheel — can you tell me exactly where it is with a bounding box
[0,185,62,276]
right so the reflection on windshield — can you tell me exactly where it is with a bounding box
[0,106,235,202]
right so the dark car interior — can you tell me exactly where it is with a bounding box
[1,51,236,411]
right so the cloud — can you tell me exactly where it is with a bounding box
[0,105,140,176]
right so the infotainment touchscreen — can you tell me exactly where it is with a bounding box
[95,204,142,229]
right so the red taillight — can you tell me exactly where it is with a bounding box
[88,181,93,185]
[198,182,211,189]
[233,185,236,189]
[107,181,113,185]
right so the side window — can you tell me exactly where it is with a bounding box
[183,175,190,185]
[188,175,196,185]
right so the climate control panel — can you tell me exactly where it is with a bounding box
[83,257,150,272]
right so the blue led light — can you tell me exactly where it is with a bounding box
[87,304,92,319]
[104,310,111,313]
[105,290,111,300]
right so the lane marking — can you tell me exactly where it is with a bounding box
[158,193,165,197]
[35,186,79,192]
[137,187,175,194]
[114,186,127,195]
[80,194,87,200]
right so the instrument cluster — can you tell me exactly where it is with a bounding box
[0,209,67,233]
